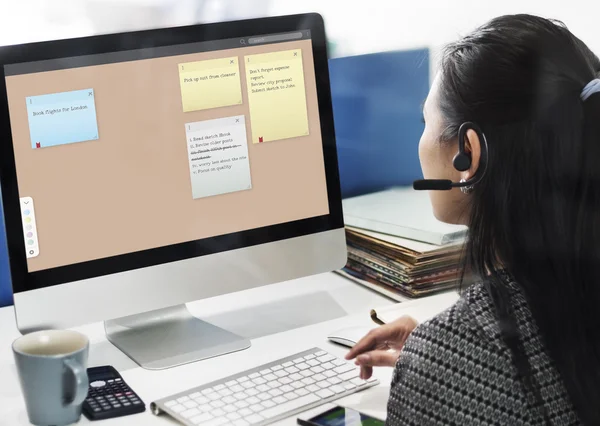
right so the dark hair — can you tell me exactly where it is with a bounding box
[438,14,600,425]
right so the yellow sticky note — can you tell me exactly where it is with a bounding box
[244,49,309,144]
[178,57,242,112]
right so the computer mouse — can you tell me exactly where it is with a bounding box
[327,326,374,348]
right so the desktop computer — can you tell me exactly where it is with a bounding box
[0,14,346,371]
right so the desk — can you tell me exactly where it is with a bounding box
[0,272,434,425]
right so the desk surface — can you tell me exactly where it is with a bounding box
[0,272,428,425]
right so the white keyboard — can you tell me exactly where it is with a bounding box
[150,347,379,426]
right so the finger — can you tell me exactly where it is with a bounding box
[355,350,399,368]
[346,328,393,360]
[360,365,373,380]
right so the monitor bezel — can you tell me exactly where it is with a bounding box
[0,13,343,294]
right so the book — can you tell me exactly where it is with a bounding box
[342,187,467,245]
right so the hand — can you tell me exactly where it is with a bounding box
[345,316,418,380]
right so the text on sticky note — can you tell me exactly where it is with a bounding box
[26,88,99,149]
[178,57,243,112]
[244,49,309,144]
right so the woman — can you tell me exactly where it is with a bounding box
[347,14,600,425]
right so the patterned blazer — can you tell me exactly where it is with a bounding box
[386,278,580,425]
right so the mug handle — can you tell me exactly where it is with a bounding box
[63,358,89,406]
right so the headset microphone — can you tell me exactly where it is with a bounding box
[413,122,488,191]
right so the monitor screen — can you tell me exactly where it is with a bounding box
[2,29,330,274]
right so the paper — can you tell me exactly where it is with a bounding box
[244,49,309,144]
[178,57,243,112]
[371,291,460,324]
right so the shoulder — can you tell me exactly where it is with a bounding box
[387,283,532,425]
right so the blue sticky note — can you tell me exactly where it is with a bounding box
[26,88,99,149]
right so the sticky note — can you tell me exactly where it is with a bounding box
[244,49,309,144]
[178,57,243,112]
[26,88,99,149]
[185,115,252,199]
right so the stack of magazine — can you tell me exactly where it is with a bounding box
[337,188,468,300]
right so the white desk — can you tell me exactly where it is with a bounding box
[0,273,402,425]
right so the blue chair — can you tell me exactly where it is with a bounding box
[329,48,430,198]
[0,188,13,307]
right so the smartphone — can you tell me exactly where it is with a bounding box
[297,406,385,426]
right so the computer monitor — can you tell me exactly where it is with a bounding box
[0,13,345,370]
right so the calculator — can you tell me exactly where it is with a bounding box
[83,365,146,421]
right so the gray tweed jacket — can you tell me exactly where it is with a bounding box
[386,279,581,425]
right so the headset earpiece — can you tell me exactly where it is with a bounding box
[453,122,474,172]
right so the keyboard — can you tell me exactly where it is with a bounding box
[150,347,379,425]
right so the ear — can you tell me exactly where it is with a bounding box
[462,129,482,180]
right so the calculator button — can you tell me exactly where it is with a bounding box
[123,402,131,407]
[114,404,122,408]
[93,408,101,413]
[107,379,114,383]
[115,378,122,382]
[133,401,142,405]
[90,380,106,388]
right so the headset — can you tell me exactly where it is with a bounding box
[413,122,489,191]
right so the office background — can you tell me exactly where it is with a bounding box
[0,0,597,306]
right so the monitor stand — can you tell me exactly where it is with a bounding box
[104,304,251,370]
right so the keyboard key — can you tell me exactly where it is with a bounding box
[223,405,237,413]
[316,351,327,356]
[282,362,294,368]
[333,359,346,366]
[257,393,271,401]
[191,413,213,424]
[322,362,336,370]
[182,408,200,419]
[304,354,316,360]
[270,396,285,404]
[212,408,226,417]
[350,378,367,386]
[247,396,260,405]
[268,381,282,389]
[318,354,336,363]
[230,384,245,393]
[256,384,270,392]
[264,373,277,381]
[343,382,357,390]
[246,414,265,424]
[290,373,304,381]
[249,373,260,379]
[307,359,319,367]
[274,370,288,378]
[233,420,249,426]
[334,364,355,374]
[214,384,226,391]
[234,400,249,409]
[280,384,294,393]
[171,404,185,413]
[285,392,299,401]
[313,373,326,382]
[239,408,253,417]
[177,396,190,403]
[311,366,325,374]
[261,394,320,419]
[291,381,305,389]
[218,389,233,397]
[225,380,237,387]
[316,389,335,399]
[317,381,331,389]
[327,377,342,385]
[210,400,225,408]
[296,362,310,370]
[268,389,283,397]
[202,418,229,426]
[293,358,304,364]
[242,381,255,389]
[301,377,315,386]
[271,365,283,371]
[340,370,359,381]
[189,392,201,399]
[252,377,267,385]
[259,369,271,375]
[165,400,177,408]
[237,376,249,383]
[207,393,221,401]
[199,403,212,412]
[233,392,248,401]
[296,388,309,396]
[194,396,210,405]
[202,388,214,395]
[184,401,198,409]
[324,370,337,378]
[246,388,259,396]
[306,384,320,393]
[331,385,346,394]
[250,404,264,413]
[222,396,236,404]
[285,366,300,374]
